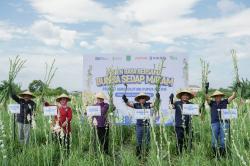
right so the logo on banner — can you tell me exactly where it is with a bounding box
[95,57,108,61]
[126,55,132,62]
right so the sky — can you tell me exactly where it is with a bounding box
[0,0,250,91]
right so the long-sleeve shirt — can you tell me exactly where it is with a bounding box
[93,102,109,127]
[55,106,72,134]
[11,94,36,124]
[174,101,193,127]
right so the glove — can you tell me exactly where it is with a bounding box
[169,93,174,105]
[156,92,160,99]
[122,95,128,103]
[205,82,209,94]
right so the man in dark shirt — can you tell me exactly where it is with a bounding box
[122,92,160,159]
[172,89,195,154]
[11,90,36,145]
[207,90,236,157]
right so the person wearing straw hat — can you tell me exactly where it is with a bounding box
[122,92,160,158]
[207,90,236,157]
[10,90,36,145]
[172,89,195,154]
[55,93,72,154]
[91,92,110,154]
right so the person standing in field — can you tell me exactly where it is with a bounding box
[10,90,36,145]
[172,89,195,154]
[54,94,72,154]
[92,92,110,154]
[122,92,160,159]
[207,90,236,157]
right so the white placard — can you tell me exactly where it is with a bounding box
[134,109,151,119]
[182,104,199,115]
[87,106,101,116]
[221,109,237,120]
[43,106,57,116]
[8,104,20,114]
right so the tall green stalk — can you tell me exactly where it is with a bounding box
[0,56,26,108]
[200,59,210,120]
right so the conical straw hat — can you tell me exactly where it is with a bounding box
[210,90,225,98]
[95,92,107,100]
[19,90,35,98]
[135,92,150,102]
[56,93,71,102]
[176,89,194,99]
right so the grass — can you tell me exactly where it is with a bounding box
[0,94,250,166]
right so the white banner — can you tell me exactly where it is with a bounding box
[134,109,151,120]
[182,104,199,115]
[43,106,57,116]
[86,106,101,116]
[8,104,20,114]
[221,109,238,120]
[83,54,188,125]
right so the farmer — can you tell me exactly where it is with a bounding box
[54,94,72,154]
[172,89,195,154]
[10,90,36,145]
[207,90,236,157]
[122,92,160,158]
[92,92,110,154]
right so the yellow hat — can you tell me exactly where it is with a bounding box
[210,90,225,98]
[19,90,35,99]
[176,89,194,99]
[56,94,71,102]
[135,92,150,102]
[95,92,107,100]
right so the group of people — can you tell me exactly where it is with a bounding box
[10,85,236,159]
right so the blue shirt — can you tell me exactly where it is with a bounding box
[209,99,229,123]
[133,102,151,125]
[174,101,192,127]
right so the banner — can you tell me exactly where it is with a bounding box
[8,104,20,114]
[182,104,199,115]
[43,106,57,116]
[83,54,188,126]
[86,106,101,116]
[221,109,238,120]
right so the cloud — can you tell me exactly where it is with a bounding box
[31,20,77,48]
[0,21,27,41]
[217,0,246,15]
[80,41,94,49]
[117,0,199,23]
[28,0,115,23]
[94,23,151,53]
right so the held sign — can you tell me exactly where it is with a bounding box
[182,104,199,115]
[8,104,20,114]
[86,106,101,116]
[221,109,237,120]
[43,106,57,116]
[134,109,151,120]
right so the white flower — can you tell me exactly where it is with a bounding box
[3,155,7,159]
[0,144,4,148]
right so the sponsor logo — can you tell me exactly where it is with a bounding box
[170,55,178,60]
[112,56,123,61]
[135,56,147,60]
[149,56,166,60]
[126,55,132,62]
[95,56,108,60]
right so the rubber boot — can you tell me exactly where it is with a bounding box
[136,146,142,159]
[212,147,218,158]
[219,147,226,158]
